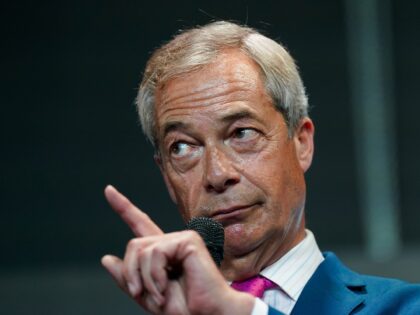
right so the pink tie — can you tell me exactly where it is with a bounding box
[231,275,277,298]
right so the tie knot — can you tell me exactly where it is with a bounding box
[231,275,277,298]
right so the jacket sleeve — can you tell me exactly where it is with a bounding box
[268,306,286,315]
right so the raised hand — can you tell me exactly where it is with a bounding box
[101,185,254,315]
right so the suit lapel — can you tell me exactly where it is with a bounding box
[291,252,366,315]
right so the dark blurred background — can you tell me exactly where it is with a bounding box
[1,0,419,314]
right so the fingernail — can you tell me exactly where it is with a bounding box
[127,282,137,296]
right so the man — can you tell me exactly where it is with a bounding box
[101,21,420,314]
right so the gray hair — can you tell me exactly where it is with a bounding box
[136,21,309,145]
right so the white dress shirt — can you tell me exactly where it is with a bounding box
[250,229,324,315]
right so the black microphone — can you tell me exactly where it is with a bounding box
[186,217,224,267]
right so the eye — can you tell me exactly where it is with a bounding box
[232,128,258,140]
[170,141,193,157]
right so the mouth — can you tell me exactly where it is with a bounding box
[211,203,259,223]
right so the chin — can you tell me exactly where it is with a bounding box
[223,225,261,257]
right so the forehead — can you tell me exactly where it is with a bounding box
[154,50,272,136]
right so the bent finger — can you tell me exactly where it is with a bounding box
[139,246,167,306]
[122,236,162,298]
[101,254,128,293]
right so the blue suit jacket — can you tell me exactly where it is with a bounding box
[268,252,420,315]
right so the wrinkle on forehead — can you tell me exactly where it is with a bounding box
[155,77,268,122]
[158,79,253,112]
[155,50,265,108]
[157,90,261,123]
[154,50,272,139]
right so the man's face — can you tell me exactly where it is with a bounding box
[154,50,314,278]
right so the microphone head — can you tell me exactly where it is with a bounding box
[186,217,224,267]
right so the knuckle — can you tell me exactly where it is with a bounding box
[137,246,149,260]
[126,238,141,251]
[184,229,200,240]
[185,230,205,246]
[149,245,160,257]
[147,244,163,263]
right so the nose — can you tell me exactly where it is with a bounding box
[203,146,240,193]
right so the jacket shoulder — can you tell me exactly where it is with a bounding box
[292,252,420,314]
[355,273,420,314]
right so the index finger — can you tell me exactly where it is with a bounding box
[104,185,163,237]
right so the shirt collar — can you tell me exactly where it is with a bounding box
[260,229,324,301]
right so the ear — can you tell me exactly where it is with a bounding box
[293,117,315,172]
[154,153,178,204]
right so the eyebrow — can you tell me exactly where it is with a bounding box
[221,110,259,124]
[161,109,260,139]
[162,121,190,139]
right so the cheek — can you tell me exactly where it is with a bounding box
[166,169,204,220]
[245,145,303,209]
[240,150,285,192]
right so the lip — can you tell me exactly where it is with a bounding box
[211,204,258,223]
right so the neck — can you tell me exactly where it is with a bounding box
[220,218,306,281]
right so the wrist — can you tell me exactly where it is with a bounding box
[219,289,255,315]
